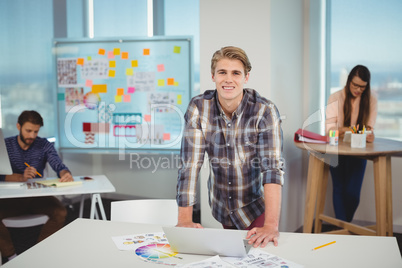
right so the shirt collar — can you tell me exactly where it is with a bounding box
[214,89,249,119]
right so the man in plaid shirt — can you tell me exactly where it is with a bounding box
[176,46,284,248]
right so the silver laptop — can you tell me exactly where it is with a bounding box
[0,128,12,175]
[162,226,251,257]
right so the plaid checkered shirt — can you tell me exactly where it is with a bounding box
[177,88,284,229]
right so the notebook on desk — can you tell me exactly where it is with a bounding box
[162,226,251,257]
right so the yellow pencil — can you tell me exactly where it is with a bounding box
[24,162,42,177]
[312,241,336,251]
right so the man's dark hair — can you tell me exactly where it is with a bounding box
[17,110,44,127]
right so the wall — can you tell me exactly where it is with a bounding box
[199,0,323,232]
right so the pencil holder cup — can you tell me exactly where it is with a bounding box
[343,131,352,143]
[351,133,366,148]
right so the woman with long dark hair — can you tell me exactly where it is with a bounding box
[325,65,377,222]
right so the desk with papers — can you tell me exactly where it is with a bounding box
[0,175,115,220]
[3,218,401,268]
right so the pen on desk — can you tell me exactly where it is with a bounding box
[24,162,42,177]
[312,241,336,251]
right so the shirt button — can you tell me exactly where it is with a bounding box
[229,196,232,199]
[228,182,231,185]
[226,143,230,147]
[228,123,231,127]
[230,212,233,214]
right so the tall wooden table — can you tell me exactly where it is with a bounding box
[294,138,402,236]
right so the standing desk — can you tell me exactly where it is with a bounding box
[294,138,402,236]
[0,175,115,220]
[2,218,401,268]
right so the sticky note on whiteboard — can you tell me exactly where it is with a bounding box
[92,84,107,93]
[121,52,129,59]
[158,79,165,86]
[173,46,181,53]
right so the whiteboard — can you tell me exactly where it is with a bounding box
[53,36,193,153]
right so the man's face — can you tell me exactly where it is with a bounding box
[17,122,41,146]
[212,58,249,105]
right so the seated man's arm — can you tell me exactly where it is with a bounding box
[59,169,73,182]
[4,165,39,182]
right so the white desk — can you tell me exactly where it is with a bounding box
[0,175,115,220]
[3,218,401,268]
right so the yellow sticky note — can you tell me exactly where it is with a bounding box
[177,99,182,105]
[109,60,116,68]
[115,95,122,103]
[121,52,129,59]
[143,48,150,55]
[158,79,165,86]
[98,48,105,55]
[126,68,134,76]
[173,46,181,54]
[131,60,138,67]
[87,56,92,61]
[113,48,120,55]
[117,88,124,96]
[174,81,179,86]
[92,84,107,93]
[77,58,84,65]
[108,70,115,77]
[177,94,182,100]
[167,78,174,86]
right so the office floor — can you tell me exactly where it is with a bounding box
[6,198,402,257]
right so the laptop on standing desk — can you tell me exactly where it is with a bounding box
[162,226,251,257]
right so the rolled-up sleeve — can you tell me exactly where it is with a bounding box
[176,101,206,207]
[258,103,284,186]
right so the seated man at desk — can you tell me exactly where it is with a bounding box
[0,110,73,264]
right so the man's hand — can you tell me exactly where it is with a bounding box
[23,166,38,180]
[59,170,73,182]
[246,224,279,248]
[176,220,203,228]
[176,206,203,228]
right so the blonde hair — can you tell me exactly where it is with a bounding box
[211,46,252,75]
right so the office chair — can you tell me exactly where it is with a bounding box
[110,199,178,226]
[2,214,49,228]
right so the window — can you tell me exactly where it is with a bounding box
[0,0,55,138]
[329,0,402,140]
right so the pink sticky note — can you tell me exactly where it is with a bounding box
[85,80,93,87]
[157,64,165,72]
[123,95,131,102]
[163,133,171,141]
[144,114,151,122]
[107,51,115,59]
[128,87,135,93]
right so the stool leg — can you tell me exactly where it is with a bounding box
[303,153,323,233]
[373,155,387,236]
[314,163,329,233]
[386,156,393,236]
